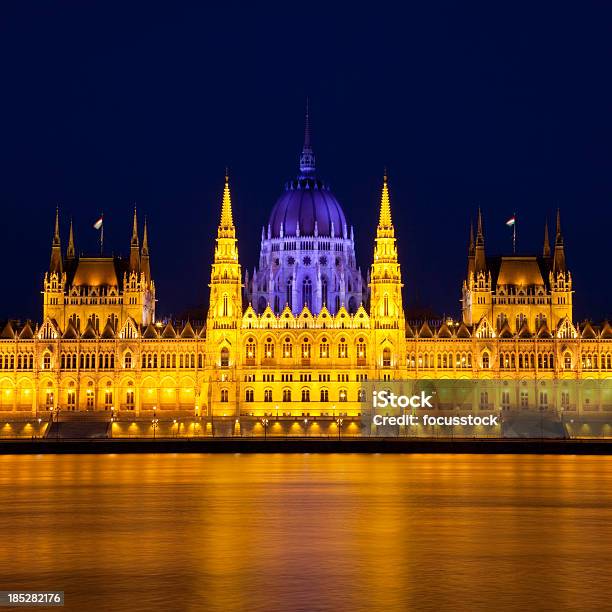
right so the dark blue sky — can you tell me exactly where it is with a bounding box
[1,2,611,322]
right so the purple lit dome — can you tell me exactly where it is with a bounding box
[268,177,347,238]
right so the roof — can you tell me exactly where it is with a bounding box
[487,256,549,288]
[70,257,126,287]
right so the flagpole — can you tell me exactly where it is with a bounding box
[513,212,516,254]
[100,212,104,255]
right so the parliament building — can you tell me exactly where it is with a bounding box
[1,114,611,437]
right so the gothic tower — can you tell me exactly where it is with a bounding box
[369,173,405,370]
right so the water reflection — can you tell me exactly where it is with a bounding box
[0,454,610,612]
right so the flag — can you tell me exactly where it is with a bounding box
[93,215,103,230]
[506,215,516,227]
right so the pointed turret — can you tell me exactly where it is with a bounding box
[543,220,550,258]
[474,207,486,274]
[129,206,140,272]
[219,170,235,233]
[552,209,566,274]
[299,99,316,177]
[467,219,475,279]
[49,206,63,273]
[377,171,394,235]
[370,171,404,331]
[66,217,75,260]
[141,217,151,282]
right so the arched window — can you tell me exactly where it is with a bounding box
[124,352,132,369]
[321,277,328,307]
[382,347,391,367]
[516,313,527,331]
[301,388,310,402]
[264,388,273,402]
[383,294,389,317]
[245,389,254,402]
[496,313,507,331]
[338,338,348,358]
[222,294,229,317]
[283,337,292,358]
[339,389,347,402]
[320,388,329,402]
[42,353,51,370]
[245,339,256,361]
[302,277,312,309]
[482,352,490,369]
[283,388,292,402]
[357,339,367,360]
[264,337,275,359]
[564,353,572,369]
[220,389,229,402]
[319,338,329,358]
[220,347,230,367]
[302,339,311,360]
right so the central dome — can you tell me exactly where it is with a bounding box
[268,177,347,238]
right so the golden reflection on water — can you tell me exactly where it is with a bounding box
[0,454,611,612]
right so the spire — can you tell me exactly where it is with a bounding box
[129,206,140,273]
[49,206,63,274]
[141,217,151,282]
[299,99,316,177]
[131,206,139,246]
[476,207,484,245]
[555,208,563,245]
[474,208,486,273]
[220,170,234,228]
[67,217,75,259]
[53,205,60,245]
[543,220,550,258]
[142,217,149,256]
[377,170,393,231]
[553,209,566,274]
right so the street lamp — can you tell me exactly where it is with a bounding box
[152,405,158,439]
[261,417,269,440]
[304,417,308,437]
[336,417,343,440]
[275,404,279,420]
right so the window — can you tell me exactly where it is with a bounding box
[245,389,254,402]
[286,279,293,310]
[104,385,113,409]
[264,338,274,359]
[220,347,230,367]
[86,384,94,409]
[320,389,329,402]
[42,354,51,370]
[357,340,367,360]
[245,340,256,361]
[283,338,292,358]
[520,391,529,408]
[482,353,490,369]
[301,388,310,402]
[283,388,292,402]
[479,391,489,409]
[67,388,76,410]
[501,390,510,409]
[338,338,348,359]
[302,277,312,309]
[126,389,135,410]
[561,391,570,409]
[302,339,311,360]
[321,277,328,306]
[319,338,329,358]
[382,347,391,367]
[220,389,229,402]
[339,389,347,402]
[124,352,132,369]
[539,391,548,409]
[564,353,572,369]
[264,388,273,402]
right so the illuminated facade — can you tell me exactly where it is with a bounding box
[1,118,612,435]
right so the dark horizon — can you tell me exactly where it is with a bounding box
[2,3,612,323]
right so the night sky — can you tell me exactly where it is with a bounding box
[2,3,611,323]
